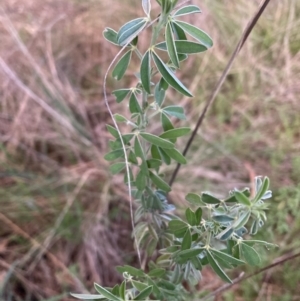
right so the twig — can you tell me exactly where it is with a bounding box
[169,0,272,186]
[199,250,300,300]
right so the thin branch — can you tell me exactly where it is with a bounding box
[200,250,300,301]
[169,0,271,186]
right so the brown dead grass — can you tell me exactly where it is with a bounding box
[0,0,299,300]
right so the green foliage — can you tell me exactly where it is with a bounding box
[72,1,274,300]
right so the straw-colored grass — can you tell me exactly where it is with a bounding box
[0,0,299,300]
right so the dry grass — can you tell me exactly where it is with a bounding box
[0,0,299,300]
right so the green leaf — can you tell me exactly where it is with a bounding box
[160,127,190,139]
[171,22,187,40]
[117,18,148,46]
[177,248,204,261]
[224,188,250,203]
[163,105,186,120]
[134,286,153,300]
[103,27,119,45]
[161,113,174,132]
[173,5,201,17]
[163,148,187,164]
[114,114,128,123]
[185,193,202,205]
[104,149,124,161]
[106,125,119,139]
[195,208,202,225]
[147,159,162,169]
[210,249,245,266]
[140,50,151,94]
[136,169,147,190]
[142,0,151,16]
[212,215,235,223]
[206,250,232,283]
[140,132,174,149]
[70,294,105,300]
[240,243,261,266]
[158,77,169,90]
[168,219,188,232]
[119,281,126,300]
[112,89,131,103]
[112,50,132,80]
[202,193,221,204]
[155,40,207,54]
[175,20,213,48]
[234,190,251,206]
[151,145,161,160]
[243,240,277,248]
[134,136,145,159]
[148,268,166,278]
[185,208,197,226]
[158,147,171,165]
[254,176,270,203]
[131,281,148,292]
[166,22,179,68]
[154,84,166,107]
[152,51,193,97]
[109,162,126,175]
[116,265,144,277]
[149,171,171,192]
[181,229,192,250]
[129,92,142,114]
[216,227,234,241]
[94,284,121,301]
[232,211,251,230]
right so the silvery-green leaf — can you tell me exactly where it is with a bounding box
[173,5,201,17]
[71,293,105,300]
[216,227,234,241]
[129,92,142,114]
[181,229,192,250]
[142,0,151,16]
[104,149,125,161]
[206,250,232,283]
[94,284,122,301]
[240,243,261,266]
[134,286,153,300]
[152,51,193,97]
[185,208,197,226]
[162,105,186,120]
[140,132,174,149]
[175,20,213,48]
[106,125,119,139]
[155,84,166,107]
[156,40,207,54]
[149,171,171,192]
[112,89,131,103]
[210,249,245,266]
[202,193,220,204]
[234,190,251,206]
[116,265,145,277]
[161,113,174,132]
[114,114,128,123]
[185,193,202,205]
[109,162,126,175]
[171,22,187,40]
[232,211,251,229]
[166,22,179,68]
[103,27,119,45]
[112,50,132,80]
[160,127,190,139]
[163,148,187,164]
[117,18,148,46]
[254,176,270,203]
[140,50,151,93]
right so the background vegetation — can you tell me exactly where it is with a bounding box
[0,0,299,300]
